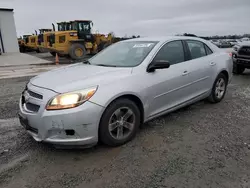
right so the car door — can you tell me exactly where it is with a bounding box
[183,40,216,98]
[146,40,195,118]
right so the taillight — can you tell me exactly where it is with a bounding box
[228,52,232,57]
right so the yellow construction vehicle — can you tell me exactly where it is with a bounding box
[48,20,114,60]
[25,31,40,52]
[46,22,72,56]
[18,35,33,52]
[37,29,53,52]
[18,37,25,52]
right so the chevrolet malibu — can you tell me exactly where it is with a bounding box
[19,36,233,147]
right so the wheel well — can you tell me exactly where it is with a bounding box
[220,70,229,82]
[107,95,144,124]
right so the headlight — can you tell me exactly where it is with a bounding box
[46,87,97,110]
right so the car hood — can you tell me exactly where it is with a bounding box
[30,63,132,93]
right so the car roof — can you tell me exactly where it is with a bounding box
[121,35,220,52]
[124,36,208,43]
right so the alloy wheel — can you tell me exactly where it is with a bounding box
[108,107,135,140]
[215,78,226,99]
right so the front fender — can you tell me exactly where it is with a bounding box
[90,89,145,109]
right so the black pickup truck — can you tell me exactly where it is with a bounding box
[232,42,250,74]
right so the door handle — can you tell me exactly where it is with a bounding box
[182,70,189,76]
[210,62,216,66]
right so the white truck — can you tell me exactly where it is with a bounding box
[232,41,250,74]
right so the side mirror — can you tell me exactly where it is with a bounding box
[147,60,170,72]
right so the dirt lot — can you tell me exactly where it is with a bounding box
[0,72,250,188]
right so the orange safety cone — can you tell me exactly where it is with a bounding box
[55,53,59,65]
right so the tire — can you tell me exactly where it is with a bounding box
[99,98,141,147]
[207,73,228,103]
[69,43,86,60]
[50,52,56,57]
[20,46,25,53]
[233,63,245,75]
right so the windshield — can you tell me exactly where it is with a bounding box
[58,23,64,31]
[78,22,91,33]
[89,41,158,67]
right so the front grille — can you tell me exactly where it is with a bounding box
[26,103,40,112]
[27,90,43,99]
[239,46,250,56]
[22,85,43,113]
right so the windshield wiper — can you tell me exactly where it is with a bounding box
[95,64,117,67]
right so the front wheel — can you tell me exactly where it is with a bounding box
[99,98,141,147]
[207,73,228,103]
[69,43,86,60]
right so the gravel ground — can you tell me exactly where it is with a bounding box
[0,72,250,188]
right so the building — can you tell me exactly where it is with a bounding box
[0,8,19,54]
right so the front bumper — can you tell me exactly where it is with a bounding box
[233,57,250,68]
[19,83,104,146]
[232,52,250,68]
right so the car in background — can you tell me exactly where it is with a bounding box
[210,39,220,46]
[241,38,250,42]
[19,36,233,147]
[228,39,238,47]
[232,41,250,74]
[217,40,232,48]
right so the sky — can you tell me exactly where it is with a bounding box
[0,0,250,37]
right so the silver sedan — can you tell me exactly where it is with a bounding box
[19,36,233,147]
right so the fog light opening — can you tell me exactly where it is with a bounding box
[65,129,75,136]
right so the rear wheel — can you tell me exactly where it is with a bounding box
[233,63,245,74]
[99,98,141,147]
[69,43,86,60]
[207,73,228,103]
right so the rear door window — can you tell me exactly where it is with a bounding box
[186,40,207,59]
